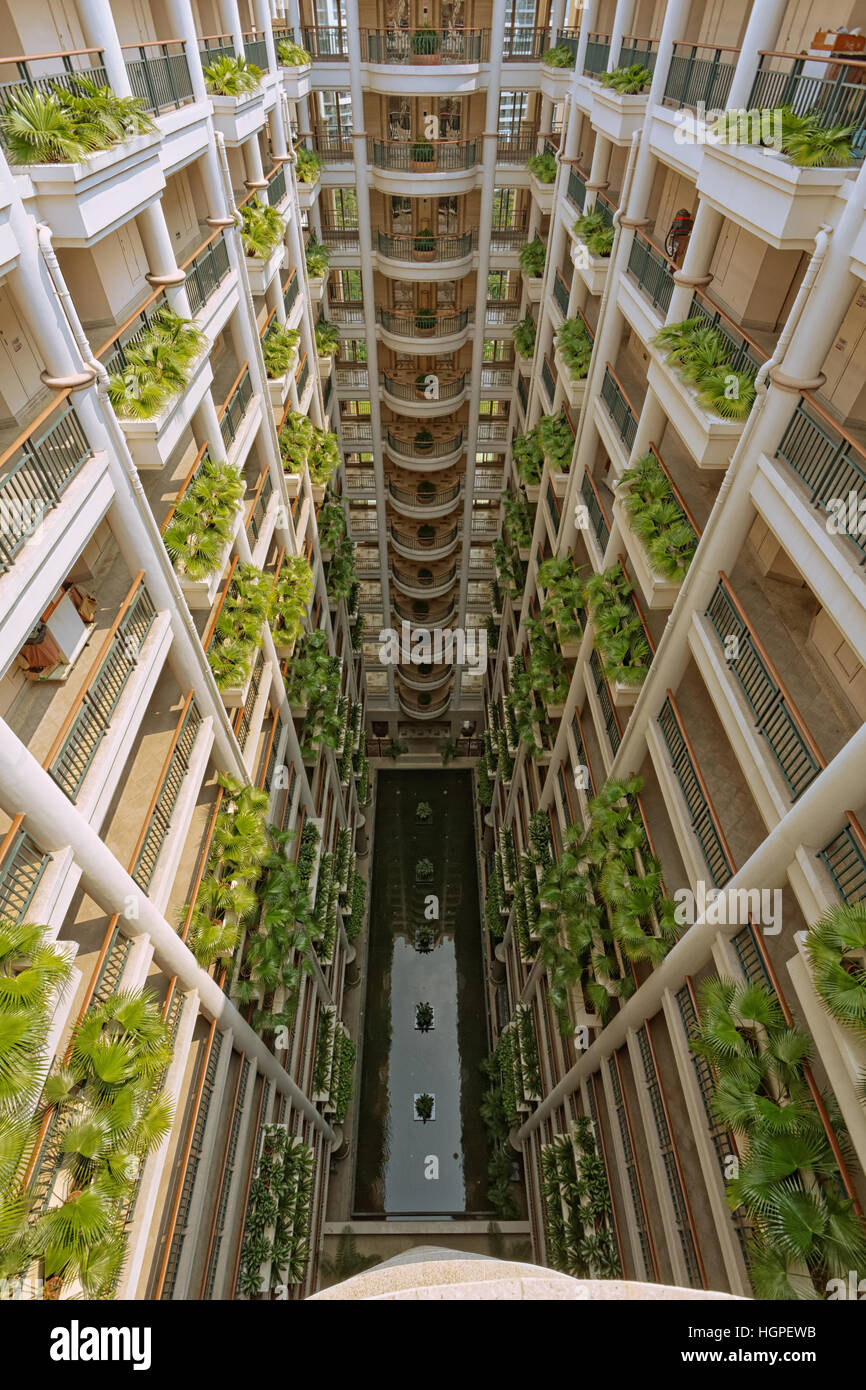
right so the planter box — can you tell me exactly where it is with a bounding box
[120,347,214,472]
[590,87,648,145]
[280,63,313,100]
[528,173,555,214]
[697,142,852,251]
[555,622,582,659]
[571,238,609,295]
[312,482,327,505]
[273,636,296,660]
[307,271,327,302]
[647,350,746,469]
[612,678,642,708]
[413,1093,436,1121]
[177,505,244,610]
[612,498,683,610]
[296,176,321,210]
[267,364,295,410]
[523,274,544,303]
[317,353,334,379]
[554,347,588,408]
[523,482,541,503]
[284,472,302,498]
[209,89,266,146]
[543,451,571,497]
[19,132,163,246]
[245,242,287,295]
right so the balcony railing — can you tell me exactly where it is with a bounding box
[247,470,274,543]
[552,269,570,318]
[361,29,489,64]
[335,365,369,389]
[241,32,269,68]
[485,300,520,325]
[480,366,514,389]
[581,470,611,552]
[398,687,452,716]
[377,307,470,338]
[345,470,376,492]
[688,291,765,379]
[390,523,458,552]
[296,353,310,399]
[392,561,458,589]
[314,135,354,162]
[393,594,456,625]
[219,366,253,451]
[503,27,551,60]
[321,226,360,252]
[376,229,477,262]
[775,397,866,564]
[283,270,299,316]
[0,47,108,102]
[626,231,675,315]
[657,693,734,887]
[517,373,528,415]
[0,820,50,924]
[327,299,365,325]
[600,364,638,453]
[382,372,466,402]
[748,51,866,158]
[388,480,461,507]
[589,650,621,754]
[490,224,528,251]
[663,41,739,112]
[0,399,93,572]
[584,33,611,77]
[303,26,350,59]
[705,576,824,800]
[541,354,557,406]
[566,165,588,211]
[475,469,504,491]
[123,40,194,113]
[199,34,236,63]
[369,139,477,171]
[477,421,509,442]
[819,815,866,905]
[183,232,232,317]
[496,134,537,163]
[131,698,203,891]
[265,164,287,208]
[619,36,659,71]
[386,429,463,460]
[47,579,157,802]
[341,420,373,444]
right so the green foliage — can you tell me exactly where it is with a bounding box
[480,1049,521,1218]
[314,318,339,355]
[279,411,340,485]
[527,149,557,183]
[277,39,312,66]
[184,774,271,966]
[537,554,586,643]
[203,54,262,95]
[108,306,205,420]
[538,409,574,472]
[556,316,593,377]
[305,232,330,277]
[542,43,576,69]
[272,554,314,647]
[584,564,651,686]
[713,105,854,167]
[653,316,756,419]
[414,1092,434,1121]
[207,564,274,691]
[519,235,546,277]
[284,629,343,758]
[805,902,866,1043]
[573,209,614,257]
[542,1123,620,1277]
[0,76,155,165]
[240,196,285,259]
[238,1126,314,1295]
[345,870,366,941]
[618,451,697,581]
[512,427,544,485]
[295,145,323,183]
[163,456,244,580]
[513,314,537,359]
[599,63,651,94]
[262,321,300,378]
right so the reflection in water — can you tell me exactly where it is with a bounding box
[354,770,488,1215]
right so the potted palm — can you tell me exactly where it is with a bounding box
[413,225,436,261]
[411,28,441,63]
[241,197,287,292]
[411,138,436,171]
[415,1001,435,1031]
[414,426,434,452]
[414,1092,435,1121]
[108,306,212,470]
[305,233,330,299]
[415,800,433,823]
[414,305,436,333]
[204,56,265,144]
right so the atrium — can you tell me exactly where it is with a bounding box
[0,0,865,1320]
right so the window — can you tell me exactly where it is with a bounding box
[498,90,529,139]
[323,188,358,228]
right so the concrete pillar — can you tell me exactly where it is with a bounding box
[242,133,268,189]
[135,204,192,316]
[665,202,723,321]
[725,0,789,112]
[607,0,637,70]
[218,0,245,56]
[77,0,133,97]
[620,0,692,222]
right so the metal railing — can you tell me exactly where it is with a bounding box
[123,40,194,112]
[335,365,369,389]
[327,299,365,325]
[99,294,167,379]
[0,47,108,102]
[475,469,504,491]
[382,372,466,401]
[345,470,376,492]
[490,225,527,251]
[688,291,765,379]
[392,560,457,589]
[627,231,675,314]
[819,817,866,905]
[0,823,50,924]
[302,26,350,59]
[398,687,452,715]
[265,164,287,207]
[705,577,823,799]
[321,226,360,251]
[390,523,458,552]
[618,36,659,71]
[283,270,299,316]
[600,364,638,452]
[477,420,509,442]
[503,27,551,60]
[219,366,253,451]
[0,400,93,572]
[663,41,739,112]
[296,353,310,399]
[552,269,570,318]
[589,650,621,754]
[517,373,528,414]
[567,165,587,211]
[386,429,463,459]
[581,471,610,552]
[748,51,866,158]
[541,354,557,405]
[314,135,354,161]
[776,397,866,564]
[388,480,460,507]
[583,33,611,76]
[131,699,202,891]
[496,133,538,163]
[340,420,373,444]
[199,34,236,63]
[361,29,489,64]
[486,300,521,326]
[241,32,268,68]
[48,580,157,802]
[247,470,274,543]
[377,307,470,337]
[183,233,231,317]
[480,365,514,389]
[376,228,476,261]
[369,138,477,171]
[657,694,734,887]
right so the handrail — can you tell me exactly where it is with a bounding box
[690,286,769,363]
[664,688,735,868]
[603,360,639,419]
[0,387,74,473]
[795,389,866,466]
[0,45,103,63]
[670,38,741,56]
[120,36,185,49]
[41,573,146,772]
[126,692,195,875]
[246,466,270,525]
[218,362,249,416]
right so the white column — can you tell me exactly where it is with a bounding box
[242,133,269,189]
[620,0,692,222]
[725,0,788,112]
[135,204,192,315]
[218,0,246,56]
[665,202,723,321]
[77,0,133,97]
[607,0,637,70]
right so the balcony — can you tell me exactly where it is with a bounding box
[819,816,866,906]
[613,444,701,608]
[345,470,376,497]
[391,559,458,599]
[662,41,739,112]
[554,306,593,409]
[490,220,528,257]
[485,299,521,327]
[0,820,51,925]
[654,693,735,889]
[385,426,464,468]
[587,649,622,762]
[565,164,588,214]
[124,40,195,115]
[597,363,639,469]
[774,396,866,569]
[335,364,370,393]
[320,226,360,255]
[264,162,291,214]
[583,33,611,77]
[579,469,611,563]
[397,662,453,692]
[390,521,460,560]
[360,28,488,93]
[302,26,350,60]
[218,364,259,468]
[376,228,477,277]
[376,307,472,352]
[381,370,467,415]
[128,696,208,898]
[340,419,374,448]
[620,230,675,340]
[313,136,354,166]
[387,477,462,518]
[182,230,235,339]
[397,684,453,719]
[327,299,365,328]
[748,50,866,163]
[496,134,538,165]
[393,592,457,628]
[368,139,478,195]
[480,365,515,394]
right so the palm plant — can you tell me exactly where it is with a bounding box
[0,78,155,165]
[277,39,312,66]
[315,319,339,355]
[537,554,586,643]
[307,426,340,485]
[519,235,546,277]
[207,564,275,690]
[527,149,557,183]
[618,451,697,581]
[262,322,300,378]
[415,801,433,824]
[279,408,314,472]
[573,209,614,257]
[713,105,854,168]
[163,457,244,580]
[108,306,206,420]
[652,317,756,419]
[414,1092,434,1122]
[271,554,313,646]
[295,145,323,183]
[305,233,330,278]
[513,314,537,359]
[415,1002,434,1032]
[599,63,652,94]
[584,564,651,685]
[556,316,593,376]
[542,43,576,68]
[805,902,866,1042]
[240,197,285,259]
[203,54,263,96]
[538,409,574,472]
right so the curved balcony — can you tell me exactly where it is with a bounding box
[391,559,458,599]
[368,140,479,196]
[397,662,454,692]
[377,307,472,353]
[381,370,467,415]
[398,683,454,719]
[390,521,460,560]
[385,426,465,469]
[376,229,478,280]
[361,28,489,65]
[393,592,458,628]
[388,476,462,518]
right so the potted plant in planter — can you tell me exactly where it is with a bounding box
[411,28,441,63]
[542,43,576,69]
[305,233,330,280]
[415,923,434,952]
[295,146,323,184]
[417,479,437,502]
[417,523,436,546]
[599,63,652,94]
[414,306,436,333]
[519,235,546,279]
[415,1001,435,1032]
[527,149,557,184]
[414,1092,435,1121]
[107,305,206,421]
[0,77,156,165]
[416,857,434,881]
[573,209,614,258]
[413,226,436,261]
[411,139,436,171]
[652,317,756,420]
[277,39,313,66]
[262,322,300,382]
[203,54,263,95]
[414,370,430,397]
[414,427,434,452]
[513,314,536,360]
[415,800,433,823]
[315,318,338,366]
